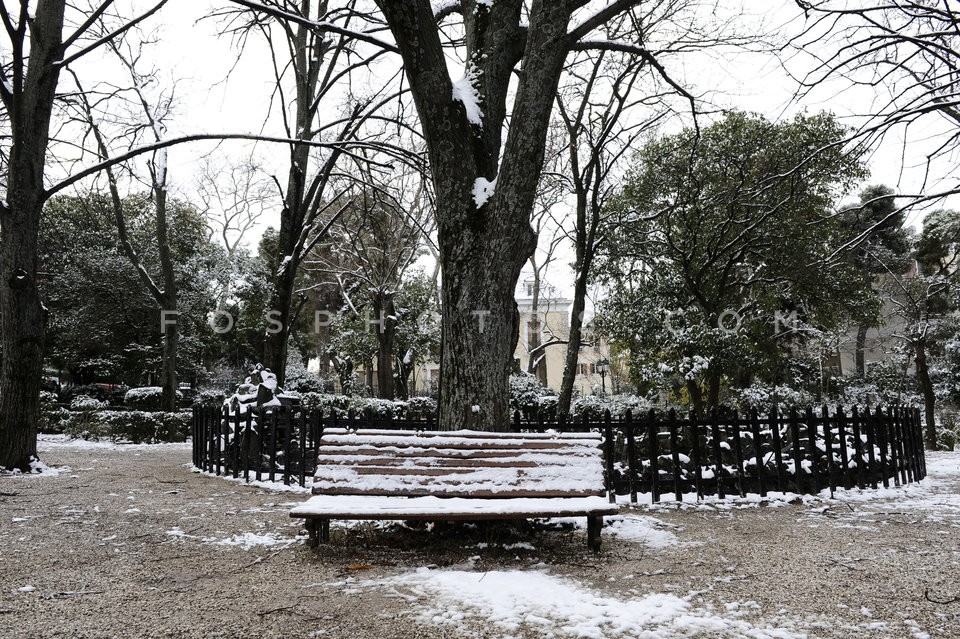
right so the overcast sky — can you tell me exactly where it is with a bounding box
[71,0,956,270]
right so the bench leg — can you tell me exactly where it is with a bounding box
[320,519,330,543]
[587,515,602,552]
[305,519,320,547]
[305,519,330,546]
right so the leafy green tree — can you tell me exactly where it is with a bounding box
[839,185,913,377]
[881,208,960,448]
[39,194,222,390]
[594,111,872,411]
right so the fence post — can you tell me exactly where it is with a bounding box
[299,410,308,487]
[256,407,265,483]
[915,408,926,479]
[624,410,638,504]
[750,408,766,497]
[887,406,902,487]
[243,409,252,483]
[731,410,746,498]
[711,409,725,500]
[268,409,278,483]
[648,409,660,504]
[513,410,521,433]
[789,407,803,493]
[690,411,704,500]
[896,407,910,485]
[209,407,219,474]
[669,409,682,502]
[769,406,786,493]
[835,405,851,489]
[876,406,890,488]
[850,406,866,489]
[821,405,835,499]
[603,409,616,504]
[804,407,821,494]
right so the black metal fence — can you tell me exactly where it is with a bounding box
[192,404,926,500]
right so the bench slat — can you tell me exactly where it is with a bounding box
[290,494,619,519]
[321,428,601,440]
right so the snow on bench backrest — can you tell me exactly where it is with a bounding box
[312,428,606,498]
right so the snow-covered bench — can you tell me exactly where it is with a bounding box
[289,428,619,551]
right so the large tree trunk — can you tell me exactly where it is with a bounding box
[372,291,396,400]
[438,225,530,430]
[0,203,46,471]
[160,307,179,412]
[263,266,296,385]
[558,264,590,415]
[0,0,67,471]
[913,339,938,450]
[855,322,868,377]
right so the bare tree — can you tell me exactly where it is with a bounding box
[196,154,274,259]
[303,167,430,399]
[217,0,411,385]
[366,0,710,430]
[0,0,171,471]
[791,1,960,202]
[552,50,669,415]
[70,28,189,411]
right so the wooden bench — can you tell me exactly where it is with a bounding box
[289,428,619,551]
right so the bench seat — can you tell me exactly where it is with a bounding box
[290,428,618,550]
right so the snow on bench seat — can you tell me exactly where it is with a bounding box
[290,495,618,519]
[290,428,618,550]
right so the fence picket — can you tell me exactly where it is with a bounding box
[769,406,786,493]
[648,410,660,504]
[822,405,835,498]
[835,406,851,489]
[731,411,746,498]
[690,412,704,500]
[805,407,821,494]
[669,410,682,502]
[750,409,765,497]
[711,409,725,499]
[624,410,638,504]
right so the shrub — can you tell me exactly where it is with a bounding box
[571,394,652,420]
[124,386,182,411]
[509,372,557,418]
[70,395,108,411]
[193,388,227,408]
[398,396,438,419]
[63,409,191,443]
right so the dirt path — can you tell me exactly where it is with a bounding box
[1,439,957,638]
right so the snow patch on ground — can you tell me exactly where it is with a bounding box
[37,434,191,452]
[165,527,297,550]
[348,568,801,638]
[191,465,311,494]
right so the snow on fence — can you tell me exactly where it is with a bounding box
[191,405,926,498]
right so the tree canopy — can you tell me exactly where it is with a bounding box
[594,111,873,409]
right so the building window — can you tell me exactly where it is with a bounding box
[577,363,595,376]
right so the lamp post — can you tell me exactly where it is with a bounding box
[596,358,609,396]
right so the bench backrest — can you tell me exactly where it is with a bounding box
[312,428,606,498]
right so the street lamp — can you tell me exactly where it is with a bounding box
[596,358,609,396]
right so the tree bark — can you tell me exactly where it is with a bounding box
[855,322,868,378]
[372,291,396,400]
[913,338,938,450]
[558,261,590,415]
[0,0,67,470]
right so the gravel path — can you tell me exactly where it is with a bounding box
[1,438,958,638]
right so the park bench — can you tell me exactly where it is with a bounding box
[289,428,619,551]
